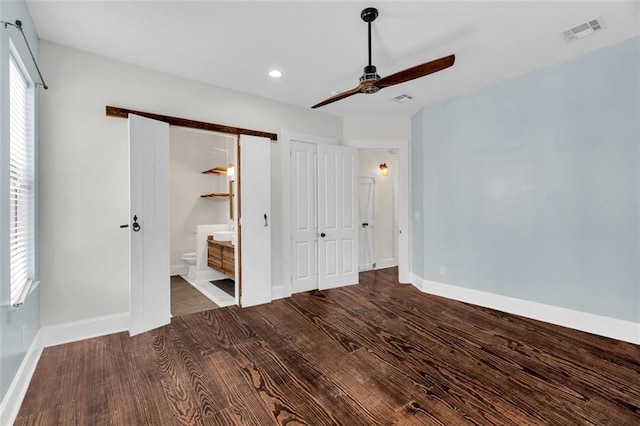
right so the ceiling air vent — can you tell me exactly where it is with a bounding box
[391,94,414,103]
[559,17,606,43]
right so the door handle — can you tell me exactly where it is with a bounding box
[120,224,129,229]
[132,215,141,232]
[264,213,268,227]
[362,222,369,228]
[320,232,326,238]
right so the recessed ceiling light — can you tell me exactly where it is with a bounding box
[269,70,282,78]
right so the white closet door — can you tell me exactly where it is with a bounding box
[317,144,358,290]
[291,141,318,293]
[129,114,170,336]
[239,135,271,307]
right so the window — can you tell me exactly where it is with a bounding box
[9,51,35,307]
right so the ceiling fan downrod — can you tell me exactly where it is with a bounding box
[360,7,380,92]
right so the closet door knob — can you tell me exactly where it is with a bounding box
[320,232,326,238]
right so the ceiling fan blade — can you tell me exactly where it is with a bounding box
[375,54,455,89]
[312,85,363,109]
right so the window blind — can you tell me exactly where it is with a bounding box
[9,52,34,307]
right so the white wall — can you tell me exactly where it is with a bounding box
[38,41,342,326]
[169,127,233,266]
[0,0,41,404]
[343,116,410,143]
[358,150,398,268]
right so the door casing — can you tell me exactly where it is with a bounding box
[346,140,410,284]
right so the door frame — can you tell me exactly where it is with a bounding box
[345,140,410,284]
[280,130,338,298]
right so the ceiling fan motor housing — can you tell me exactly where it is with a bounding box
[360,64,380,93]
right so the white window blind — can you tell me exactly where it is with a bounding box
[9,52,35,307]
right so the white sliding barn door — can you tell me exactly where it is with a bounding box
[129,114,170,336]
[317,145,358,290]
[291,141,318,293]
[239,135,271,307]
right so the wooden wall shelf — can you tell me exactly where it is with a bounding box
[200,193,230,198]
[202,167,228,175]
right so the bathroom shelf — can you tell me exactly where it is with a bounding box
[202,167,227,175]
[201,193,230,198]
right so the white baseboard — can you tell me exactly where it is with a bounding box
[196,269,228,282]
[170,264,188,276]
[39,313,130,348]
[411,276,639,345]
[375,258,397,270]
[410,272,423,291]
[0,334,43,426]
[272,284,285,300]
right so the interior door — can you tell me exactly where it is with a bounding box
[358,177,375,271]
[317,144,358,290]
[239,135,271,307]
[291,141,318,293]
[129,114,170,336]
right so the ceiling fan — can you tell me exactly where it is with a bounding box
[312,7,455,109]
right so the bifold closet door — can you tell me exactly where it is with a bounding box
[129,114,170,336]
[317,144,358,290]
[291,141,318,293]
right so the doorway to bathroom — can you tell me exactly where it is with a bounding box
[123,108,274,335]
[168,127,238,316]
[357,149,399,272]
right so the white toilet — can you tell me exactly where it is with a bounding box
[182,252,197,279]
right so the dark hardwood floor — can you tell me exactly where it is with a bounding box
[16,268,640,425]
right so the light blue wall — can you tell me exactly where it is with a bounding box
[412,37,639,323]
[411,112,424,278]
[0,0,40,402]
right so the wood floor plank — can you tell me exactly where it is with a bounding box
[15,267,640,425]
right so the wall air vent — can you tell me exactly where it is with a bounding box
[559,17,606,43]
[391,94,414,103]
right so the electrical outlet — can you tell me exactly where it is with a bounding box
[440,266,447,275]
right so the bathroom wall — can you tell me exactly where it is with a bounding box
[169,127,234,267]
[357,150,399,269]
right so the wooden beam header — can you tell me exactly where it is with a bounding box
[106,106,278,141]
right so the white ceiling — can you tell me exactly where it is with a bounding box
[26,1,640,117]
